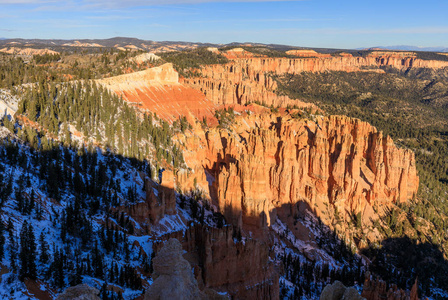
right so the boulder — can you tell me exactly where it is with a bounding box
[56,284,100,300]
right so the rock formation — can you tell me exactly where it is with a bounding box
[145,169,177,224]
[180,113,419,234]
[98,63,216,123]
[0,47,59,56]
[361,273,419,300]
[115,170,177,230]
[131,52,160,64]
[182,50,448,109]
[56,284,100,300]
[286,49,332,58]
[181,59,310,108]
[153,224,279,300]
[144,238,208,300]
[320,281,365,300]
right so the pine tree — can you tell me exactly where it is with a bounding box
[51,247,65,289]
[19,220,37,281]
[0,221,5,260]
[35,201,43,221]
[8,218,17,273]
[39,231,49,265]
[15,188,24,213]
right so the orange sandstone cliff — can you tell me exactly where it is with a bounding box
[182,50,448,108]
[179,112,419,235]
[97,63,216,122]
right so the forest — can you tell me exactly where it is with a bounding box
[276,68,448,294]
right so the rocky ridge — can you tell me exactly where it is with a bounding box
[182,50,448,109]
[178,112,419,239]
[97,63,216,122]
[0,47,59,56]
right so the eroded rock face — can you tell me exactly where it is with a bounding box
[153,224,279,300]
[361,273,419,300]
[182,51,448,109]
[143,169,177,225]
[98,63,216,123]
[115,171,177,230]
[180,113,419,232]
[145,238,206,300]
[181,60,310,108]
[56,284,100,300]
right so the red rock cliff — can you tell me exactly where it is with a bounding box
[180,113,419,232]
[98,63,216,122]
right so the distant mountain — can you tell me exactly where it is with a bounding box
[361,45,448,52]
[0,37,345,54]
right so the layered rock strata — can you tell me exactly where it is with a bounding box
[180,113,419,231]
[182,50,448,108]
[98,63,216,122]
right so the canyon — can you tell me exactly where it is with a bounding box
[3,34,448,299]
[183,49,448,108]
[95,48,425,298]
[178,112,418,239]
[99,49,448,125]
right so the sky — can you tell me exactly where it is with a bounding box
[1,0,447,49]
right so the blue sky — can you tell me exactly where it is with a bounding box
[1,0,447,49]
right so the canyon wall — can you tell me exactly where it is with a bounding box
[180,113,419,232]
[98,63,217,123]
[115,170,177,232]
[153,224,279,300]
[182,50,448,108]
[361,273,419,300]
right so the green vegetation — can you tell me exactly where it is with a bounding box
[14,79,183,175]
[343,49,448,62]
[0,49,154,89]
[34,53,61,64]
[219,45,294,58]
[159,47,228,77]
[277,69,448,294]
[414,51,448,62]
[214,107,235,129]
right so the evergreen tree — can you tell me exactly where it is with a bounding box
[0,221,5,261]
[8,217,18,273]
[39,231,50,265]
[19,220,37,281]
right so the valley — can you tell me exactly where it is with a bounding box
[0,39,448,299]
